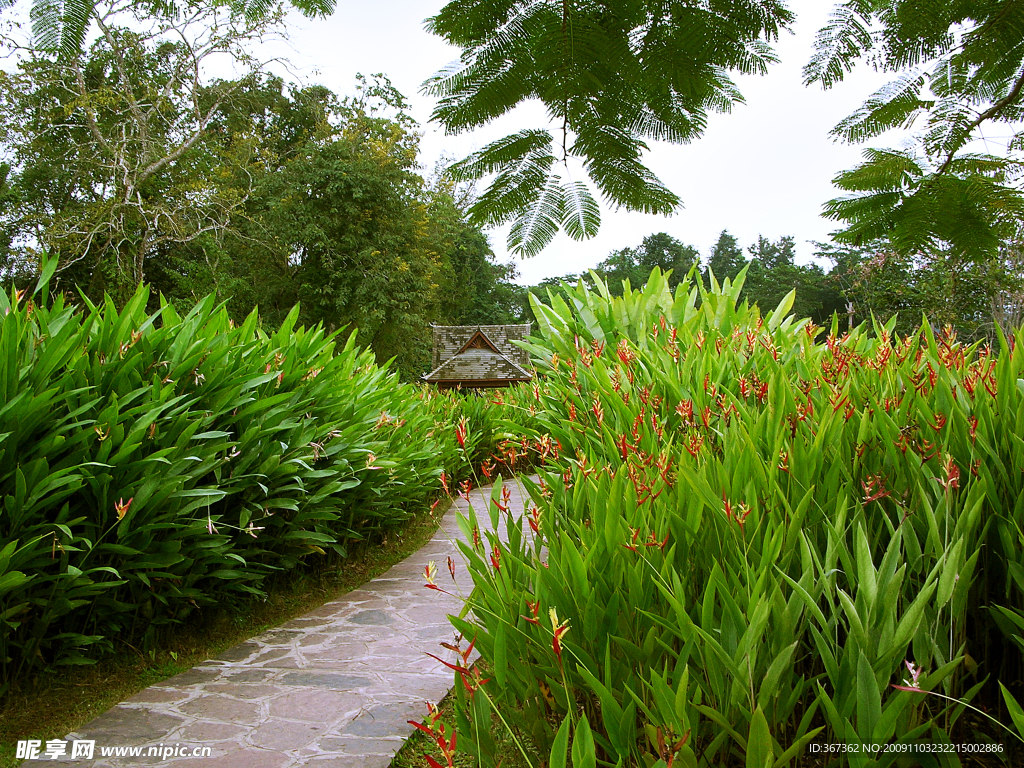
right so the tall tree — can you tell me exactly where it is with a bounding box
[424,0,794,257]
[807,1,1024,262]
[706,230,746,284]
[0,0,278,301]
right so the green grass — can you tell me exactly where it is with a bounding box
[0,501,450,768]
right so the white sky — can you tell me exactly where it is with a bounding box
[270,0,907,285]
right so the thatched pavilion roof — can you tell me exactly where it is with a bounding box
[423,324,533,388]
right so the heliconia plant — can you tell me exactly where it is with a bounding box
[0,260,453,690]
[439,266,1024,766]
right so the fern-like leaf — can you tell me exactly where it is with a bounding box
[561,180,599,241]
[508,173,564,258]
[831,70,932,143]
[803,0,876,88]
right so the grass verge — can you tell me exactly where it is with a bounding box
[0,502,450,768]
[390,660,543,768]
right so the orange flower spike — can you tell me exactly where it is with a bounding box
[490,545,501,571]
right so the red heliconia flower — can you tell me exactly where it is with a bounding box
[618,433,631,460]
[459,479,473,500]
[115,496,133,521]
[686,434,704,457]
[550,608,570,663]
[617,339,636,365]
[568,401,577,422]
[522,599,541,625]
[700,406,712,429]
[644,530,670,551]
[528,504,541,534]
[623,526,641,553]
[447,556,457,581]
[735,502,751,534]
[676,399,693,422]
[439,471,449,494]
[592,397,604,425]
[455,417,468,449]
[940,454,960,491]
[862,475,892,504]
[424,561,438,587]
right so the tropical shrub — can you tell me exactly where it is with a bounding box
[442,267,1024,766]
[0,264,445,690]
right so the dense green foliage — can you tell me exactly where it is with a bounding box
[0,266,451,690]
[437,270,1024,765]
[0,22,525,378]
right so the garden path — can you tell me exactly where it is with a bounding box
[57,476,535,768]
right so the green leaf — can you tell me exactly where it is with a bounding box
[747,706,772,768]
[571,714,596,768]
[550,714,572,768]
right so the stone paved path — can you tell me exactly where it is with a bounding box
[49,477,535,768]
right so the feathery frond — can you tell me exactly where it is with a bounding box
[425,0,793,255]
[819,0,1024,263]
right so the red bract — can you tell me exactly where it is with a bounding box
[522,599,540,625]
[940,455,960,491]
[528,505,541,533]
[455,417,468,449]
[550,608,570,663]
[862,475,891,504]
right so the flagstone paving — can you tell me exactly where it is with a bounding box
[48,477,535,768]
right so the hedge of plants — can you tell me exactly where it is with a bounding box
[442,268,1024,766]
[0,264,459,691]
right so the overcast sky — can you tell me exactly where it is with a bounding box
[265,0,914,285]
